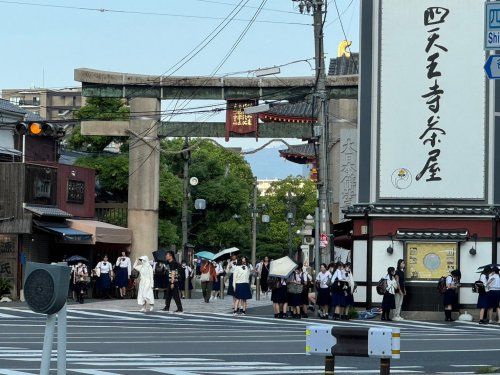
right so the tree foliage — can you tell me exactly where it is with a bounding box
[68,97,129,152]
[257,176,317,260]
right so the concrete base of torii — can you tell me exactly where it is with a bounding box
[127,98,160,263]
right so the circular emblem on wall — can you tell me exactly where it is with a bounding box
[391,168,412,190]
[423,253,441,271]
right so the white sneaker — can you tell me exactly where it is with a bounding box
[392,316,403,321]
[149,306,154,312]
[140,308,146,312]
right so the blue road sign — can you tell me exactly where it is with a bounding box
[484,55,500,79]
[485,2,500,50]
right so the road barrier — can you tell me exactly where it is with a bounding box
[306,324,400,375]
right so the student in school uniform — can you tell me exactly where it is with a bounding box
[115,252,131,299]
[477,266,491,324]
[287,267,304,319]
[443,269,461,322]
[232,257,252,316]
[486,266,500,324]
[381,267,398,321]
[226,255,238,299]
[73,262,88,304]
[393,259,406,321]
[315,263,331,319]
[300,265,313,318]
[210,261,224,301]
[95,255,113,299]
[330,262,346,320]
[271,277,288,318]
[343,262,355,320]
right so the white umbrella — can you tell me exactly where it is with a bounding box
[213,247,240,261]
[269,256,297,278]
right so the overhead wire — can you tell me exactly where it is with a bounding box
[0,0,309,26]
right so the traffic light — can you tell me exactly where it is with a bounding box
[15,121,64,137]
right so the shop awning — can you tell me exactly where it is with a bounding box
[67,219,132,245]
[396,229,469,241]
[33,221,92,243]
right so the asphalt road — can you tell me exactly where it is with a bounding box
[0,306,499,375]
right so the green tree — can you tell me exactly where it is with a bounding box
[257,176,317,259]
[68,97,129,152]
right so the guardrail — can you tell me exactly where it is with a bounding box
[306,324,400,375]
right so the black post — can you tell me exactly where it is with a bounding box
[325,355,335,375]
[380,358,390,375]
[493,215,498,265]
[365,211,373,309]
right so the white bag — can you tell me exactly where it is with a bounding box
[200,272,210,282]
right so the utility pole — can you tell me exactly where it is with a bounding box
[251,179,258,267]
[293,0,330,264]
[181,137,190,263]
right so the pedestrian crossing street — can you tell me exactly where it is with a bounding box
[0,307,499,374]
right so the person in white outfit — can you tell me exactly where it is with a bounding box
[134,256,155,312]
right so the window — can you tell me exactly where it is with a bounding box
[33,96,40,105]
[405,242,457,281]
[9,97,20,105]
[67,180,85,204]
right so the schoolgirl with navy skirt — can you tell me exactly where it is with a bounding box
[232,257,252,316]
[315,263,331,319]
[330,262,346,320]
[443,269,461,322]
[381,267,398,321]
[477,266,490,324]
[271,277,288,318]
[287,267,304,319]
[486,266,500,323]
[343,262,355,320]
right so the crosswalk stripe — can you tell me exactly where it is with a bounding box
[70,371,121,375]
[67,310,138,321]
[0,371,36,375]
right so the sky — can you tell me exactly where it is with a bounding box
[0,0,359,150]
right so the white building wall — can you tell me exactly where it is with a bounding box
[460,241,493,304]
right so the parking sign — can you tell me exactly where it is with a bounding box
[485,2,500,49]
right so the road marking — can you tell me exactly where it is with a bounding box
[450,365,493,367]
[0,371,36,375]
[67,310,138,320]
[177,312,277,325]
[70,371,122,375]
[454,321,500,332]
[403,348,500,353]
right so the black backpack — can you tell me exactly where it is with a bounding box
[437,276,447,294]
[376,278,387,295]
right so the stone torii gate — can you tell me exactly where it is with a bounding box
[74,68,357,262]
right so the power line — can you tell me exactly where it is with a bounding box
[325,0,354,28]
[192,0,304,16]
[0,0,310,25]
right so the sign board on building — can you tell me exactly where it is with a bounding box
[377,0,487,200]
[485,2,500,50]
[225,100,258,141]
[339,129,357,221]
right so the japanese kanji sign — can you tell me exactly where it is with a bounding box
[225,99,258,141]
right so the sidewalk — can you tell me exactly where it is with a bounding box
[67,292,273,313]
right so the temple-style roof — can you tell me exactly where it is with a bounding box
[329,54,359,76]
[259,101,318,124]
[279,143,317,164]
[396,229,469,241]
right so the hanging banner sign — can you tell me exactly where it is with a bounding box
[225,99,258,141]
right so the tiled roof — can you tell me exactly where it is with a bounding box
[0,99,44,121]
[279,143,317,164]
[396,229,469,241]
[259,101,318,123]
[24,204,73,218]
[328,54,359,76]
[343,204,496,217]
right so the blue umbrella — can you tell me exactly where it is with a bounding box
[195,251,215,261]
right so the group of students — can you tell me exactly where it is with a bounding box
[476,266,500,324]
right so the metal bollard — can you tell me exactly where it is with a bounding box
[256,277,261,301]
[380,358,390,375]
[325,356,335,375]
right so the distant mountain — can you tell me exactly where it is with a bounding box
[244,147,308,180]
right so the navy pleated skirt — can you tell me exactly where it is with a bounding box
[331,290,346,307]
[488,290,500,309]
[382,292,395,310]
[287,292,302,307]
[115,267,128,288]
[316,288,330,306]
[344,293,355,307]
[235,282,252,300]
[443,289,456,306]
[271,286,287,304]
[97,273,111,290]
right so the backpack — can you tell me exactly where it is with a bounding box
[472,280,486,294]
[376,278,387,295]
[437,276,447,294]
[155,262,166,275]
